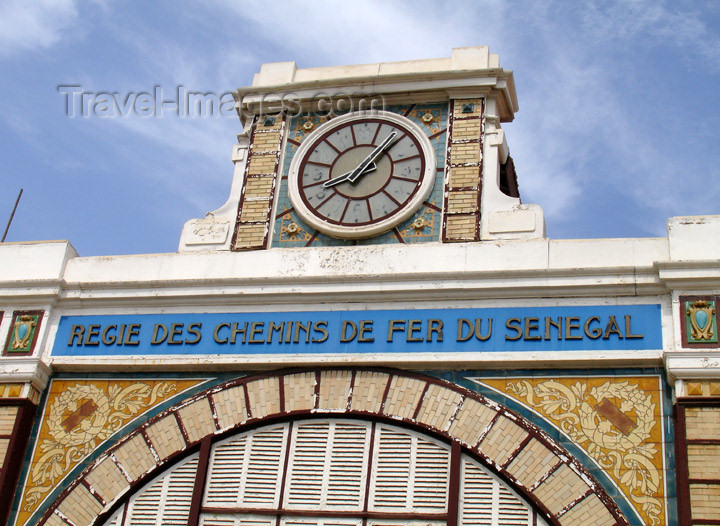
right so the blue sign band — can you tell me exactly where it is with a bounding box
[52,305,662,356]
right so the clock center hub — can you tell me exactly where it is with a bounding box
[330,146,392,198]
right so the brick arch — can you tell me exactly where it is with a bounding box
[40,368,629,526]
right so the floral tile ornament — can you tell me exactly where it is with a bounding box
[474,375,667,526]
[4,310,43,356]
[16,378,204,525]
[685,299,718,344]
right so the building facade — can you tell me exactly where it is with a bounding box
[0,47,718,526]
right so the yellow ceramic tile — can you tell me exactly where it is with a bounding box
[687,382,703,396]
[473,375,667,526]
[0,383,23,398]
[16,378,204,526]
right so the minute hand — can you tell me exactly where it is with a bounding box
[347,131,399,183]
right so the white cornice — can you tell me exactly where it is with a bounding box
[665,351,720,380]
[0,357,52,391]
[655,260,720,289]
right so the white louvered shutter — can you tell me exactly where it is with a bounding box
[459,459,494,525]
[284,421,369,511]
[199,515,275,526]
[103,417,549,526]
[459,456,532,526]
[369,425,449,513]
[204,424,288,509]
[124,453,199,526]
[280,518,362,526]
[497,484,532,525]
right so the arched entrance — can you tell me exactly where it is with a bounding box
[41,369,628,526]
[100,417,548,526]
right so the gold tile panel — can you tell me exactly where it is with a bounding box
[686,407,720,440]
[85,457,129,504]
[246,377,281,418]
[382,376,426,420]
[688,444,720,479]
[558,493,616,526]
[284,372,315,412]
[0,438,8,468]
[0,405,18,434]
[532,464,589,516]
[146,414,185,461]
[415,383,462,431]
[350,371,389,413]
[317,370,352,411]
[448,166,479,188]
[448,397,497,447]
[506,438,558,489]
[690,483,720,521]
[452,99,483,118]
[114,434,156,482]
[234,223,267,248]
[57,484,103,526]
[478,415,528,466]
[212,385,248,431]
[178,397,216,443]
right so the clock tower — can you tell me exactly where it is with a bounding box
[179,46,544,251]
[8,45,720,526]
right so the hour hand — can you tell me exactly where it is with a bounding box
[323,162,377,188]
[347,131,399,183]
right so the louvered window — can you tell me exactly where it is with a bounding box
[460,457,548,526]
[101,418,546,526]
[284,421,369,510]
[369,425,449,512]
[122,453,199,526]
[205,424,288,509]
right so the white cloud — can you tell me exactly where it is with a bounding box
[10,0,715,246]
[577,0,720,68]
[0,0,78,55]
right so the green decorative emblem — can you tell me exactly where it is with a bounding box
[686,300,717,343]
[6,313,40,354]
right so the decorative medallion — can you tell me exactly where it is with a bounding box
[685,299,717,343]
[4,310,43,355]
[473,375,667,526]
[17,379,204,525]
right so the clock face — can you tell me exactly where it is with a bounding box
[287,111,436,239]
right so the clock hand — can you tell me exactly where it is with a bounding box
[323,162,377,188]
[347,131,399,183]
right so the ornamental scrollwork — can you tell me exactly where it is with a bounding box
[23,381,177,511]
[508,379,662,525]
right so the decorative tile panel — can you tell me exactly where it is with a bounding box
[442,99,484,242]
[232,114,286,250]
[16,379,202,526]
[474,375,669,526]
[680,296,720,347]
[4,310,43,356]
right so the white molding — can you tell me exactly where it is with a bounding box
[0,357,52,391]
[665,351,720,380]
[50,350,664,373]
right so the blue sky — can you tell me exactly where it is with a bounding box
[1,0,719,256]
